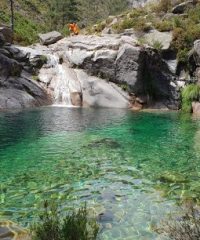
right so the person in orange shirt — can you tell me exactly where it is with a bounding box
[68,23,80,35]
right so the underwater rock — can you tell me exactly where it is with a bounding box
[98,210,114,222]
[0,221,30,240]
[87,138,121,149]
[159,172,188,183]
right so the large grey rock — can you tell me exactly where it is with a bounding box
[115,43,144,91]
[75,69,130,108]
[39,31,63,45]
[0,43,51,110]
[172,1,195,14]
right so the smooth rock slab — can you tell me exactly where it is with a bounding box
[75,69,130,108]
[39,31,63,45]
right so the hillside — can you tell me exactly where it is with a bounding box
[0,0,129,45]
[0,0,51,45]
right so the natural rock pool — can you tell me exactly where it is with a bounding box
[0,107,200,239]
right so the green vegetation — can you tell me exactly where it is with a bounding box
[150,0,172,13]
[112,8,151,33]
[32,201,99,240]
[151,40,163,51]
[181,84,200,112]
[0,0,128,45]
[154,20,173,32]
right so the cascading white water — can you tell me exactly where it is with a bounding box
[47,55,73,106]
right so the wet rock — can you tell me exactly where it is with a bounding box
[39,31,63,45]
[70,92,82,106]
[192,102,200,114]
[131,102,143,111]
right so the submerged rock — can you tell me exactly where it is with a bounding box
[159,172,188,183]
[87,138,121,149]
[0,221,30,240]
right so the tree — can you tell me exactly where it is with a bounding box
[47,0,79,31]
[9,0,14,33]
[77,0,128,26]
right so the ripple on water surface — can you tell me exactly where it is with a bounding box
[1,107,200,239]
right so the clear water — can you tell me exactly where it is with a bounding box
[1,107,200,239]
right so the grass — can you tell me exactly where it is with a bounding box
[181,84,200,112]
[31,201,99,240]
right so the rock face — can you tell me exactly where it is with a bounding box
[0,32,50,110]
[19,33,182,110]
[38,31,63,45]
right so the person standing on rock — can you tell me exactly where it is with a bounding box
[68,23,79,35]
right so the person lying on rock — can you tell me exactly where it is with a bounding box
[68,23,79,35]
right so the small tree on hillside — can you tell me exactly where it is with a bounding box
[9,0,14,33]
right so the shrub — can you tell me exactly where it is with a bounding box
[158,204,200,240]
[177,48,189,64]
[154,20,173,32]
[151,40,163,51]
[112,18,135,33]
[31,201,99,240]
[151,0,172,13]
[181,84,200,112]
[173,17,184,28]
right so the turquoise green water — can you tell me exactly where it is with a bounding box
[1,107,200,239]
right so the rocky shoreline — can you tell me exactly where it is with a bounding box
[1,1,200,112]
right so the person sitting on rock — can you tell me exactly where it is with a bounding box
[68,23,79,36]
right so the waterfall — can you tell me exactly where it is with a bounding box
[47,55,73,107]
